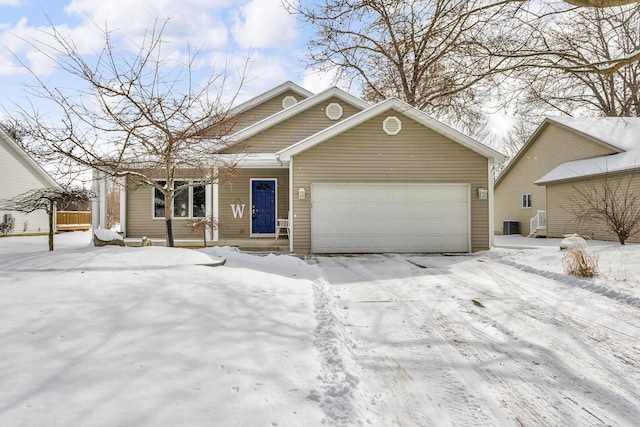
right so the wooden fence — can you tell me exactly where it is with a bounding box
[56,211,92,232]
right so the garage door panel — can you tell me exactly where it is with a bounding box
[311,183,470,253]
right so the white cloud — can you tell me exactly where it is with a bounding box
[0,0,310,118]
[0,0,21,6]
[230,0,298,49]
[64,0,233,50]
[202,50,293,106]
[301,66,353,94]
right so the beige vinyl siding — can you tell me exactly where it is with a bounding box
[0,137,53,234]
[546,173,640,243]
[126,174,211,239]
[221,97,363,154]
[218,168,289,238]
[291,112,490,253]
[494,124,616,235]
[205,90,306,138]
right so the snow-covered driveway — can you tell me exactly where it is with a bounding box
[2,232,639,426]
[314,252,640,426]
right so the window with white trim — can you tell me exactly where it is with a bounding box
[522,193,532,209]
[154,180,206,218]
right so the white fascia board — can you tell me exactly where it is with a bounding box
[228,81,314,116]
[220,153,288,169]
[0,127,61,189]
[223,87,370,145]
[278,98,506,164]
[495,118,549,188]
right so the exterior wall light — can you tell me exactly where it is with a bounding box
[298,187,306,199]
[477,188,488,199]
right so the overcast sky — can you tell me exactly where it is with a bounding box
[0,0,343,120]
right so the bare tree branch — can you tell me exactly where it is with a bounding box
[0,187,90,251]
[10,18,248,246]
[567,173,640,244]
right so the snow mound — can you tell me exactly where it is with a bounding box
[560,236,588,250]
[93,228,123,242]
[489,250,640,309]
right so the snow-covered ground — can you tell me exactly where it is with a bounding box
[0,232,638,426]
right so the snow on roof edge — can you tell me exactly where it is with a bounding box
[536,151,640,185]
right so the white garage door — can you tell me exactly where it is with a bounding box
[311,183,470,253]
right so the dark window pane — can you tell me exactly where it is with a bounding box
[192,185,206,217]
[257,182,272,190]
[174,181,189,218]
[154,181,166,218]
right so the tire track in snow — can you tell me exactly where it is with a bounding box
[487,253,640,310]
[315,256,513,426]
[478,262,640,408]
[428,258,640,426]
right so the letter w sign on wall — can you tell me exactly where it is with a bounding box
[231,203,245,219]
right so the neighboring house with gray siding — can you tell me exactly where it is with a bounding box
[0,126,61,235]
[96,82,505,253]
[494,117,640,243]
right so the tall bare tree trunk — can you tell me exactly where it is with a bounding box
[48,200,54,251]
[165,192,175,247]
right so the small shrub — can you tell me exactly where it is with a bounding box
[562,246,598,278]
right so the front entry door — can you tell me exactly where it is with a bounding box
[251,180,276,234]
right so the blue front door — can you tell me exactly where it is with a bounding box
[252,180,276,234]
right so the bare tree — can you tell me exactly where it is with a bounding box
[568,173,640,244]
[13,20,245,247]
[0,187,90,251]
[505,4,640,118]
[186,216,217,248]
[507,1,640,8]
[288,1,640,146]
[0,119,27,146]
[285,0,520,137]
[563,0,639,7]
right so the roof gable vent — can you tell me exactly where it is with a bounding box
[282,95,298,109]
[325,102,343,120]
[383,116,402,135]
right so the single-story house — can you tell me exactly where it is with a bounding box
[94,82,505,253]
[0,126,62,235]
[494,117,640,243]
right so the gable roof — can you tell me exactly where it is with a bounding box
[547,117,640,152]
[221,86,370,145]
[0,127,60,189]
[228,81,314,117]
[527,117,640,185]
[276,98,505,164]
[495,117,640,187]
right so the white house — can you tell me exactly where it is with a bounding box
[0,126,61,235]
